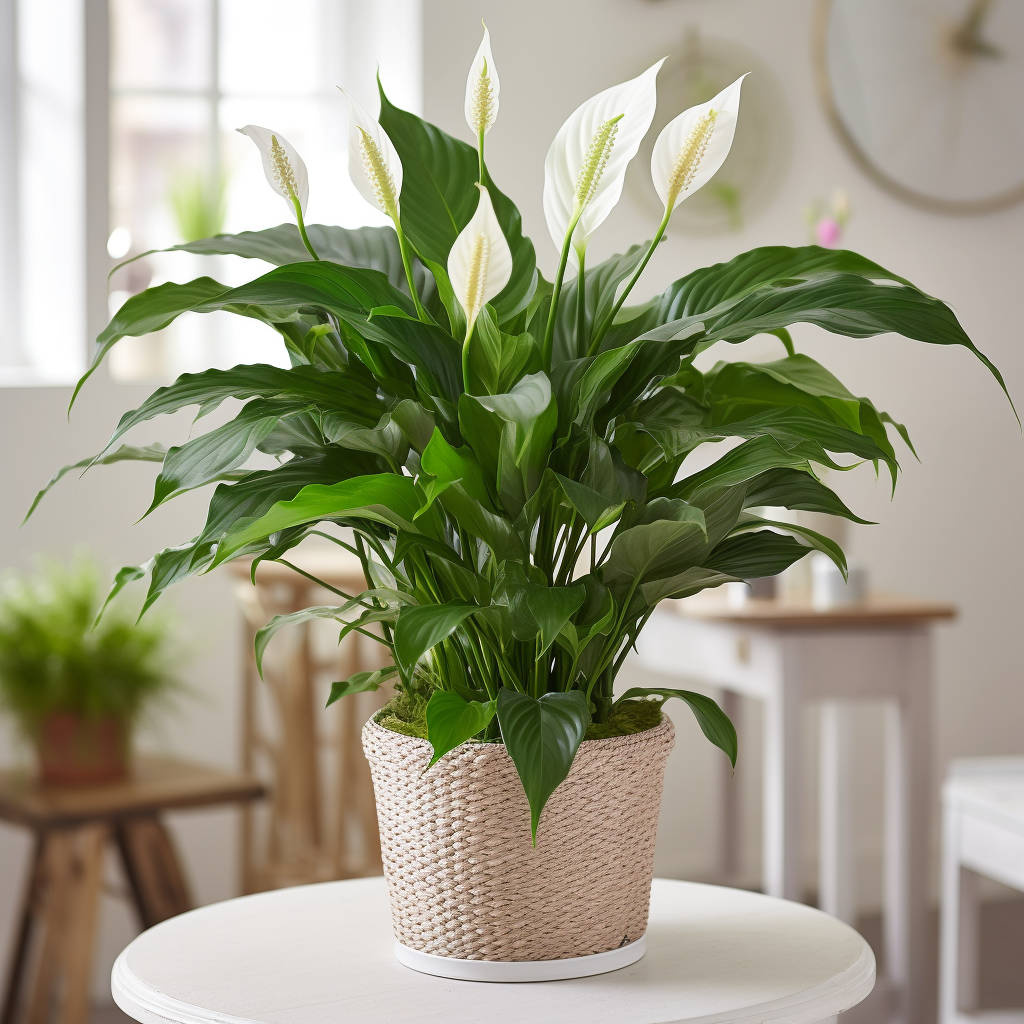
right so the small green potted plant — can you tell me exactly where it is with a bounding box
[37,26,1011,978]
[0,558,180,786]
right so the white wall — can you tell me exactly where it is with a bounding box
[0,0,1022,1002]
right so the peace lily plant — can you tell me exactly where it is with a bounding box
[40,30,1010,847]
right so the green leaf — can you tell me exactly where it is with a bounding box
[602,502,708,587]
[145,399,299,516]
[499,582,586,655]
[616,688,736,766]
[253,593,410,677]
[734,514,848,578]
[393,603,478,678]
[26,443,168,522]
[424,691,497,768]
[638,567,740,605]
[101,363,382,458]
[212,474,432,567]
[613,246,1014,422]
[326,665,399,707]
[418,428,524,559]
[468,310,538,395]
[705,529,814,580]
[378,85,538,323]
[551,473,626,533]
[459,373,558,513]
[674,436,814,502]
[743,468,871,524]
[115,223,435,300]
[496,688,591,843]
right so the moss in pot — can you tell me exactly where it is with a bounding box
[0,558,181,786]
[35,24,1013,979]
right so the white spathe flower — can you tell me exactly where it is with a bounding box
[237,125,309,215]
[542,59,664,256]
[465,23,499,138]
[345,94,403,220]
[651,75,746,214]
[448,184,512,332]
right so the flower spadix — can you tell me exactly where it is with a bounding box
[346,94,403,220]
[237,125,309,215]
[651,75,746,215]
[543,59,664,256]
[465,24,499,139]
[448,184,512,334]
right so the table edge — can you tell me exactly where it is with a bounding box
[110,878,876,1024]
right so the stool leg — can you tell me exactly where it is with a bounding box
[819,702,855,923]
[1,832,45,1024]
[116,816,192,927]
[26,831,75,1024]
[58,825,107,1024]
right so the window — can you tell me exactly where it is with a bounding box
[0,0,422,383]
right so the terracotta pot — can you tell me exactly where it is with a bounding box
[362,713,675,981]
[36,713,130,786]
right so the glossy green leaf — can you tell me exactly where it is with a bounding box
[26,444,169,522]
[393,603,478,678]
[115,223,434,299]
[326,665,399,707]
[424,691,497,768]
[496,688,591,843]
[616,688,736,766]
[146,400,300,516]
[213,474,432,567]
[602,502,708,587]
[743,468,871,524]
[705,529,814,580]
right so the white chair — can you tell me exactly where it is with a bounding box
[940,758,1024,1024]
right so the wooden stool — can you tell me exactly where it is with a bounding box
[229,546,392,892]
[635,594,956,1024]
[0,756,264,1024]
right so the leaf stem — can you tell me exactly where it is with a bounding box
[589,206,672,354]
[575,246,586,355]
[394,219,428,321]
[461,321,476,394]
[293,199,320,261]
[541,213,581,369]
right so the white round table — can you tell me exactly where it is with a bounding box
[112,877,875,1024]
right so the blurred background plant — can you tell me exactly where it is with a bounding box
[0,555,184,783]
[167,165,230,243]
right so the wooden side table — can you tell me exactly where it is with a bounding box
[229,546,392,892]
[0,756,264,1024]
[634,595,955,1024]
[112,877,875,1024]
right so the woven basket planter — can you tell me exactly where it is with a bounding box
[362,713,675,980]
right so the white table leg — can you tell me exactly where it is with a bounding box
[764,644,802,900]
[718,689,742,885]
[883,630,932,1024]
[820,701,855,923]
[939,802,980,1024]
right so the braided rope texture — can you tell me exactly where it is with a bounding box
[362,713,675,961]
